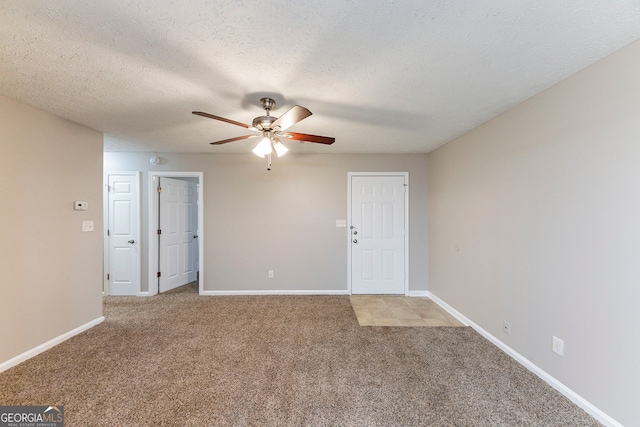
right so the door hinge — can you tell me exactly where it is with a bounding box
[157,272,161,278]
[107,229,110,236]
[157,186,162,193]
[107,273,110,280]
[157,229,162,235]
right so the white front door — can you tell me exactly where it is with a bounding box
[350,174,407,294]
[106,172,140,296]
[158,177,198,293]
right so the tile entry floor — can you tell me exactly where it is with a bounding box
[350,295,465,327]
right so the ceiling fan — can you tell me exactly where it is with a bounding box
[193,97,335,170]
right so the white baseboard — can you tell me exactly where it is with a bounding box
[200,290,350,296]
[408,290,429,297]
[201,290,430,297]
[0,316,105,374]
[427,292,621,427]
[425,293,470,326]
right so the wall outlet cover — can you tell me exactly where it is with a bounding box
[503,321,511,335]
[552,336,565,356]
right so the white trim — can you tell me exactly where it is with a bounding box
[427,292,622,427]
[425,293,470,326]
[148,172,204,296]
[347,172,410,296]
[103,174,109,296]
[103,171,142,296]
[0,316,105,373]
[201,290,350,296]
[408,290,429,297]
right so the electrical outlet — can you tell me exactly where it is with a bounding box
[552,336,565,356]
[503,321,511,335]
[268,270,274,279]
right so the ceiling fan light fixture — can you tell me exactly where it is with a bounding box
[274,139,288,157]
[252,135,272,157]
[193,97,335,169]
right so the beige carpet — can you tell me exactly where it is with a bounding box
[0,285,600,426]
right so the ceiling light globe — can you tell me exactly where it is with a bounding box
[274,140,288,157]
[252,137,272,157]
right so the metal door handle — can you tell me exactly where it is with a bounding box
[193,235,198,239]
[352,239,358,244]
[128,240,135,244]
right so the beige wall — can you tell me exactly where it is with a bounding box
[0,95,104,364]
[428,39,640,426]
[104,152,428,294]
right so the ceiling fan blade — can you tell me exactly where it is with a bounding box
[270,106,312,131]
[193,111,250,129]
[280,132,335,145]
[210,135,257,145]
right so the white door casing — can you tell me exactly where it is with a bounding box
[349,173,408,295]
[158,177,198,293]
[105,172,141,296]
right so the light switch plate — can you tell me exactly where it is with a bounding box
[82,221,94,232]
[336,219,347,227]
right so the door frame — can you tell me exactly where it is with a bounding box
[148,171,204,296]
[347,172,409,295]
[103,171,142,296]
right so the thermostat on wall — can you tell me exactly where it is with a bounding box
[74,201,89,211]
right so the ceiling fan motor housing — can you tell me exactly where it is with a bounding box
[252,115,277,131]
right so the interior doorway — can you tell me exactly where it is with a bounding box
[149,172,204,295]
[158,177,199,293]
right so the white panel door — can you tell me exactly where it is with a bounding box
[107,173,140,296]
[351,175,406,294]
[183,181,198,284]
[159,177,198,292]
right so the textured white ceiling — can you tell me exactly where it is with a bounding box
[1,1,639,153]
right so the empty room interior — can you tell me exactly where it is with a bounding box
[1,2,639,426]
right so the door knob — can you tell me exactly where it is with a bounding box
[193,235,198,239]
[128,240,135,244]
[352,239,358,244]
